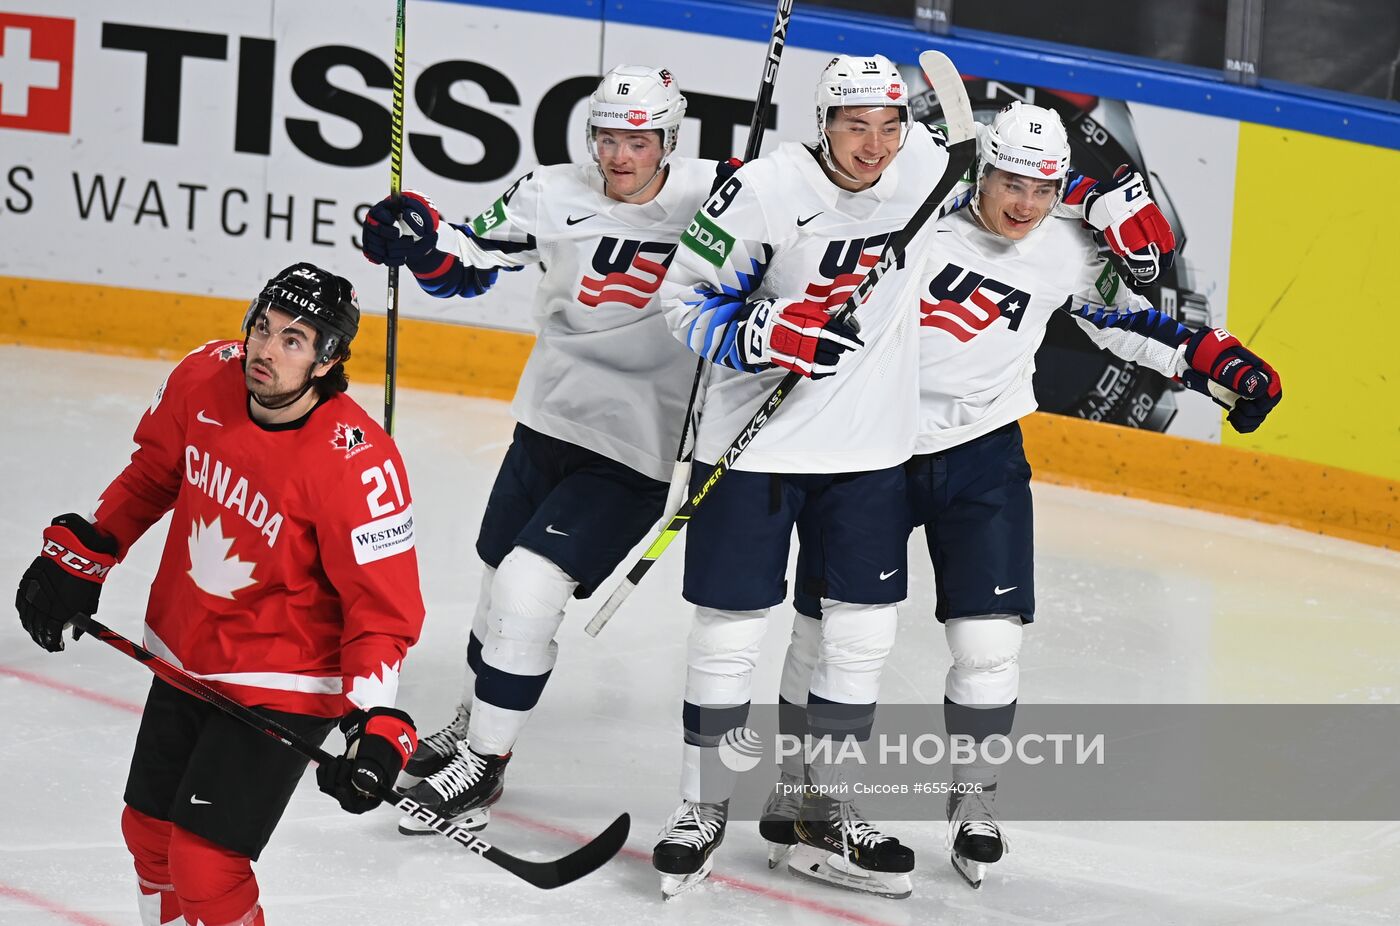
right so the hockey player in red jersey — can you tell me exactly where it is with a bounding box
[15,263,425,926]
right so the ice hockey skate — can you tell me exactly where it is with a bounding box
[788,792,915,898]
[947,787,1007,889]
[758,771,804,868]
[397,743,508,835]
[395,704,470,789]
[652,800,727,899]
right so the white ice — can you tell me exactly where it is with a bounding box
[3,345,1399,925]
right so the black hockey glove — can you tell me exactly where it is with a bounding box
[316,707,418,814]
[15,514,118,653]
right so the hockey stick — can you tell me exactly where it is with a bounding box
[69,613,630,890]
[382,0,406,435]
[662,0,795,518]
[585,50,976,636]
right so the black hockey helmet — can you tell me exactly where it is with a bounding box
[243,263,360,365]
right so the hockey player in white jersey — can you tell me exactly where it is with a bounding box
[776,101,1283,890]
[650,54,969,899]
[359,65,720,832]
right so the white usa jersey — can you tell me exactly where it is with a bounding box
[434,159,717,481]
[915,209,1194,454]
[661,125,953,474]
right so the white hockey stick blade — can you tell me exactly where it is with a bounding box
[918,50,976,146]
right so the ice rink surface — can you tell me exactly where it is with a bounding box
[3,345,1399,925]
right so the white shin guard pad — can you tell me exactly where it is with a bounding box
[461,564,496,706]
[779,611,822,704]
[944,614,1023,706]
[478,547,575,678]
[684,606,770,706]
[809,600,898,705]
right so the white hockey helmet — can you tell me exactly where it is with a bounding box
[815,54,910,174]
[586,65,687,165]
[973,101,1071,217]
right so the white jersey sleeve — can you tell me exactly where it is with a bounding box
[436,170,546,270]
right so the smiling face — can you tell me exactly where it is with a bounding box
[975,168,1059,239]
[821,106,904,192]
[594,127,667,203]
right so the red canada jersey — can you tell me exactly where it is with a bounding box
[92,340,424,718]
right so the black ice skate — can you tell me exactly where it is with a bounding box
[789,792,915,898]
[396,703,470,788]
[652,800,727,899]
[758,772,804,868]
[397,743,508,835]
[947,786,1008,889]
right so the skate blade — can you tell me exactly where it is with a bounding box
[397,807,490,836]
[951,852,986,890]
[660,856,715,900]
[767,841,796,870]
[785,845,912,899]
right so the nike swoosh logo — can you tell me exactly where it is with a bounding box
[797,212,823,227]
[196,410,222,426]
[994,585,1018,595]
[879,569,899,581]
[565,214,596,226]
[189,795,212,805]
[545,525,569,536]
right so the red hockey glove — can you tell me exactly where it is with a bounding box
[740,298,864,379]
[15,514,118,653]
[1085,165,1177,286]
[316,707,418,814]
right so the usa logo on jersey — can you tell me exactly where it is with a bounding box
[577,237,677,309]
[920,263,1031,342]
[799,233,900,310]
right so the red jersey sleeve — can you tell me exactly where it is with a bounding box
[313,418,425,714]
[93,342,221,557]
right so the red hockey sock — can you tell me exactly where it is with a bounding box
[121,805,182,925]
[167,824,262,926]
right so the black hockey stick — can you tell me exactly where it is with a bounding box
[70,613,630,889]
[662,0,795,519]
[382,0,406,434]
[586,50,975,636]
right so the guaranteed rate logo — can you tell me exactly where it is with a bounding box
[0,13,76,134]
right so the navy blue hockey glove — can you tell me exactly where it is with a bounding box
[361,191,441,270]
[1181,327,1282,434]
[316,707,418,814]
[15,514,118,653]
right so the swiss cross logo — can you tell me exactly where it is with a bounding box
[0,13,75,134]
[625,108,648,127]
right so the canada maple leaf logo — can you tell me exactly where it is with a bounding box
[346,661,403,710]
[215,343,244,362]
[331,422,371,458]
[187,516,258,599]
